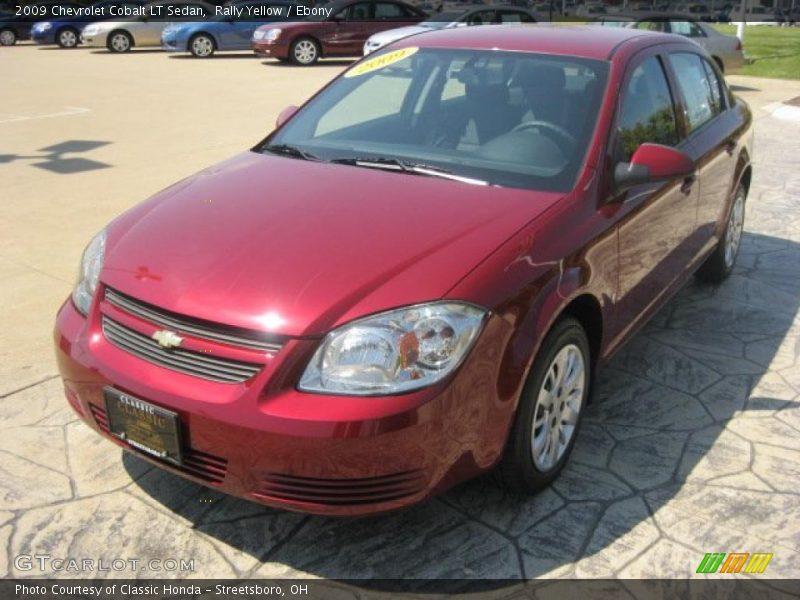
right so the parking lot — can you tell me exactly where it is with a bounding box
[2,43,800,582]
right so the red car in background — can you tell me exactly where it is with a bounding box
[56,26,752,516]
[251,0,426,64]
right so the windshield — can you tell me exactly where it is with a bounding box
[263,48,608,192]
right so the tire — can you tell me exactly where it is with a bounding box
[496,317,591,494]
[107,30,132,53]
[289,36,319,65]
[0,27,16,46]
[696,181,746,284]
[189,33,215,58]
[57,27,79,48]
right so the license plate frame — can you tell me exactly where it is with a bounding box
[104,387,183,466]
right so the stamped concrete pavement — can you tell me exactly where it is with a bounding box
[1,46,799,583]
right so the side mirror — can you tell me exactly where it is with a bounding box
[275,105,299,128]
[613,143,695,192]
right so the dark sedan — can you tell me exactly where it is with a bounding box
[251,0,426,64]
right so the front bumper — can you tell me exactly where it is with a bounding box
[160,30,186,52]
[252,39,288,59]
[80,32,108,47]
[54,293,514,516]
[30,29,55,44]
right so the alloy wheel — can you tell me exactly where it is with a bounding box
[724,187,745,269]
[191,36,214,57]
[0,29,15,46]
[59,29,78,47]
[531,343,585,471]
[110,33,130,52]
[293,40,317,65]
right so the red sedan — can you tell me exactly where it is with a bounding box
[56,26,753,516]
[251,0,426,65]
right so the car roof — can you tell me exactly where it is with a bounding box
[635,13,701,21]
[392,23,674,60]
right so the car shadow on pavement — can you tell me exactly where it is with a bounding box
[125,230,800,583]
[168,53,258,60]
[89,49,165,54]
[0,140,111,174]
[262,59,355,68]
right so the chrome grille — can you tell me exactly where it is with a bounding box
[104,288,282,353]
[102,316,262,384]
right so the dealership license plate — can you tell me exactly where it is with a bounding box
[104,388,183,466]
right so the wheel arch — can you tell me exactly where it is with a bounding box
[559,293,604,372]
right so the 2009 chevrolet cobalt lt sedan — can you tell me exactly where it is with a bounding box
[55,26,753,516]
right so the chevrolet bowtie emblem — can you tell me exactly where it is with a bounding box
[152,329,184,349]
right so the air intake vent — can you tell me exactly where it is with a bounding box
[253,470,425,505]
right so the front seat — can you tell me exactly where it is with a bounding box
[513,62,567,127]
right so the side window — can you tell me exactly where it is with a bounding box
[701,58,724,114]
[499,10,529,22]
[617,56,679,161]
[374,3,404,18]
[347,2,371,20]
[669,20,706,37]
[468,10,495,25]
[667,52,722,133]
[632,20,664,31]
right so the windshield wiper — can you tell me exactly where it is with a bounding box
[263,143,320,162]
[331,156,488,186]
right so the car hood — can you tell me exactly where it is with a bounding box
[369,24,435,44]
[102,152,562,337]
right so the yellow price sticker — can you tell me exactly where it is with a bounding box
[344,47,419,78]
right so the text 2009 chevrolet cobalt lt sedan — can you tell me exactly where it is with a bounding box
[55,26,753,516]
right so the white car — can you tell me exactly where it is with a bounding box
[727,5,785,24]
[363,5,535,55]
[81,0,212,52]
[628,18,745,73]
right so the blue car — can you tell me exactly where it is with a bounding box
[1,0,82,45]
[30,0,145,47]
[161,0,298,57]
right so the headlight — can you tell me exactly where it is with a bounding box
[264,28,281,41]
[299,302,486,395]
[82,25,99,36]
[72,229,106,316]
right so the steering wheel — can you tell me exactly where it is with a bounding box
[512,120,577,153]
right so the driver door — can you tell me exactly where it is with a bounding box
[605,50,699,346]
[326,2,372,55]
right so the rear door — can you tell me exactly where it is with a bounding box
[664,50,740,254]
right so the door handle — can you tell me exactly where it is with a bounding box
[680,174,696,195]
[725,140,737,156]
